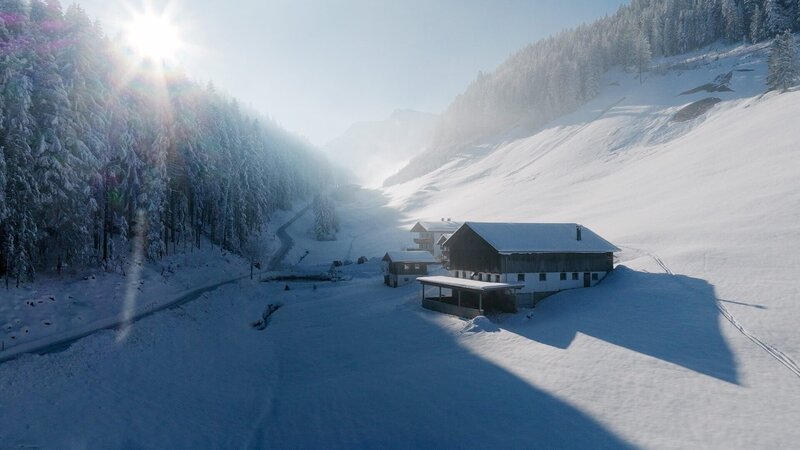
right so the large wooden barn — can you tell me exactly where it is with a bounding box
[418,222,619,317]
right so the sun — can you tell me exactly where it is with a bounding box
[124,11,182,62]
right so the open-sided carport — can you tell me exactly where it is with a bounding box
[417,276,524,318]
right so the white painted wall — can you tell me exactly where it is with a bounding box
[450,270,608,294]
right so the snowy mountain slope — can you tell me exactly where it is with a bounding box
[385,41,800,358]
[323,110,437,187]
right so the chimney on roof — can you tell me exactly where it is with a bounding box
[447,218,451,221]
[576,225,583,241]
[441,218,444,221]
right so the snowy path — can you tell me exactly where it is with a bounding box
[267,204,311,270]
[0,276,246,364]
[0,207,309,364]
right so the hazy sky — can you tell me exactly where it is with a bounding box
[76,0,627,145]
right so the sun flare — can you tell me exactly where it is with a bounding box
[125,11,182,62]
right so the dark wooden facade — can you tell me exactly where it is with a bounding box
[446,225,613,273]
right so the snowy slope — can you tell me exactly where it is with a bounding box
[2,42,800,449]
[386,41,800,362]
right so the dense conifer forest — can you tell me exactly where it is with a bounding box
[0,0,332,285]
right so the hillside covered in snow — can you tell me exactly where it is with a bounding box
[2,1,800,448]
[377,39,800,443]
[386,40,800,344]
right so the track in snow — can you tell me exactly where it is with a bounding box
[0,206,312,364]
[267,204,311,270]
[642,251,800,380]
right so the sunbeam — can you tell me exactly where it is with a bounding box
[117,209,146,343]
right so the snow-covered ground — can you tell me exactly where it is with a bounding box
[2,42,800,448]
[284,185,411,268]
[0,206,298,358]
[386,41,800,366]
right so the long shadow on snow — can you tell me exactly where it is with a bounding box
[257,283,635,449]
[259,189,634,446]
[509,266,739,384]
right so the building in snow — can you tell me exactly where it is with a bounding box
[419,222,619,317]
[436,234,452,265]
[409,219,461,260]
[383,251,438,287]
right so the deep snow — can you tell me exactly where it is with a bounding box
[2,42,800,448]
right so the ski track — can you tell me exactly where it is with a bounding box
[642,250,800,380]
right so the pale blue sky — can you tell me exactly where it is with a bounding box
[76,0,627,145]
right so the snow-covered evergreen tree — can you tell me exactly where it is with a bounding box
[29,0,98,271]
[765,0,791,35]
[0,1,332,284]
[3,63,40,286]
[722,0,746,42]
[312,194,339,241]
[751,5,766,42]
[634,26,652,84]
[767,30,800,91]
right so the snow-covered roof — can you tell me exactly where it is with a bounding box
[436,234,451,245]
[383,251,438,264]
[458,222,620,254]
[417,276,525,292]
[411,220,462,233]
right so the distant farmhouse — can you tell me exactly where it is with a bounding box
[418,222,619,318]
[409,219,461,261]
[383,251,438,287]
[435,234,452,265]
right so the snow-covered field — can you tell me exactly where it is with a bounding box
[2,42,800,448]
[0,206,298,359]
[0,238,247,355]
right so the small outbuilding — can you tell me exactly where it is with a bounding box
[382,251,438,288]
